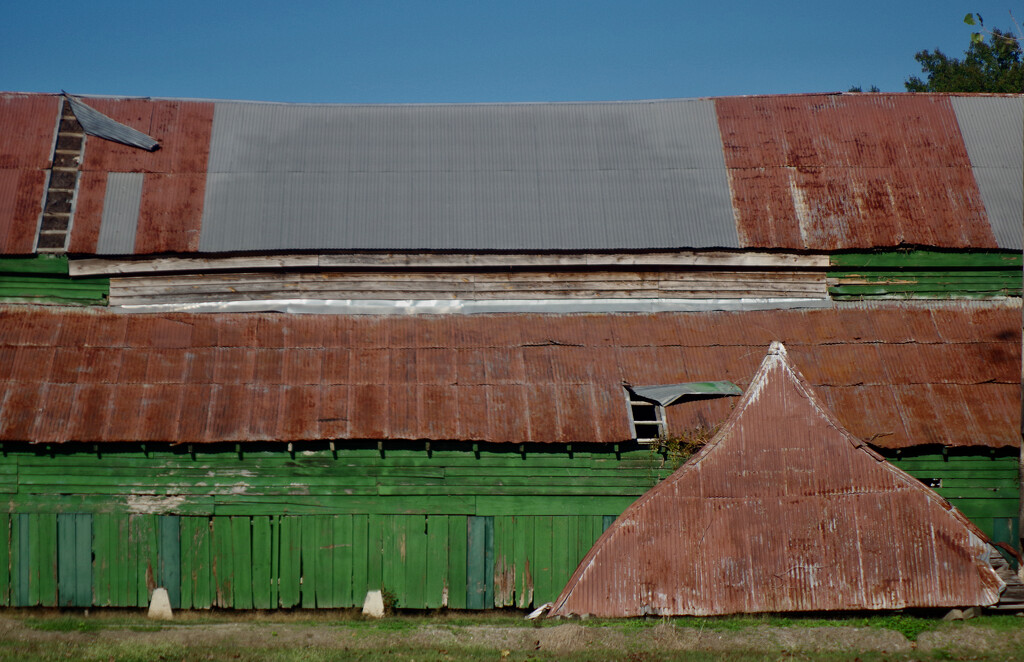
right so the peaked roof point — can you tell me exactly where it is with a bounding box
[550,343,1004,617]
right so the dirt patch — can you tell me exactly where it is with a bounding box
[3,612,1024,660]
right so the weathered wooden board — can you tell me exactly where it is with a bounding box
[108,268,829,305]
[71,251,830,277]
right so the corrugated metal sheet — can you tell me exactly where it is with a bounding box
[550,343,1004,617]
[716,94,1000,250]
[0,304,1017,448]
[950,96,1024,250]
[69,99,215,254]
[0,94,61,254]
[66,96,159,151]
[197,99,738,251]
[5,92,1023,256]
[96,173,143,254]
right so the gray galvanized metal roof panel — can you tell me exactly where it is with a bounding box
[66,95,159,151]
[199,99,739,251]
[96,172,143,254]
[951,96,1024,250]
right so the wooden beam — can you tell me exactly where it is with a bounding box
[70,250,830,277]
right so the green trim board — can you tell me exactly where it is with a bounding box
[828,250,1022,299]
[0,255,108,305]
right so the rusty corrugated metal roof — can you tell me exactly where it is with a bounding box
[0,303,1017,448]
[68,98,215,254]
[715,94,1001,250]
[0,94,61,254]
[550,343,1004,617]
[1,91,1018,256]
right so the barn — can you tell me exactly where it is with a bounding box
[0,91,1020,610]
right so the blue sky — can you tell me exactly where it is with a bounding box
[2,1,1018,103]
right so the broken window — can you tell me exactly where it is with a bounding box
[624,381,742,444]
[628,396,666,443]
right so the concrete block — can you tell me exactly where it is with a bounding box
[147,587,174,620]
[962,606,982,620]
[362,590,385,618]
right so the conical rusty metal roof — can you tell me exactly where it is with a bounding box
[550,342,1004,617]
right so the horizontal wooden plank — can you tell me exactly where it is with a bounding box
[72,251,831,277]
[0,255,71,275]
[211,495,477,515]
[376,485,649,497]
[109,268,829,305]
[830,250,1023,269]
[475,496,639,516]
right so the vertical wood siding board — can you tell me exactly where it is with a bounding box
[404,515,426,609]
[350,514,368,608]
[158,515,180,609]
[231,516,253,609]
[112,514,125,606]
[565,516,580,596]
[447,515,467,610]
[493,515,512,607]
[278,516,299,608]
[212,516,233,608]
[0,513,9,606]
[121,516,134,607]
[27,513,40,606]
[465,515,485,610]
[316,514,334,608]
[269,516,279,609]
[333,514,353,608]
[197,517,213,609]
[251,516,271,609]
[512,516,528,608]
[138,515,158,608]
[387,516,407,608]
[91,514,106,607]
[75,514,92,607]
[179,518,194,610]
[534,516,553,604]
[424,515,448,609]
[524,516,536,608]
[13,514,27,606]
[550,516,570,607]
[483,516,494,609]
[42,513,58,606]
[300,516,317,608]
[366,515,383,593]
[57,513,74,606]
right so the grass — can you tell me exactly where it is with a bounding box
[2,610,1023,662]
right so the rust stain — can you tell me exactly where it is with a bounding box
[716,94,998,250]
[0,305,1018,448]
[0,169,48,253]
[550,344,1004,617]
[72,98,215,255]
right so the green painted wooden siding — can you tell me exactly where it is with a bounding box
[0,256,108,305]
[828,250,1023,299]
[884,449,1021,550]
[0,445,1016,609]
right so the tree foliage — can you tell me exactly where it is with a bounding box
[905,16,1023,93]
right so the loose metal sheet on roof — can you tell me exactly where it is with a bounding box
[630,381,741,406]
[66,95,159,151]
[550,343,1004,617]
[197,99,740,252]
[0,304,1017,448]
